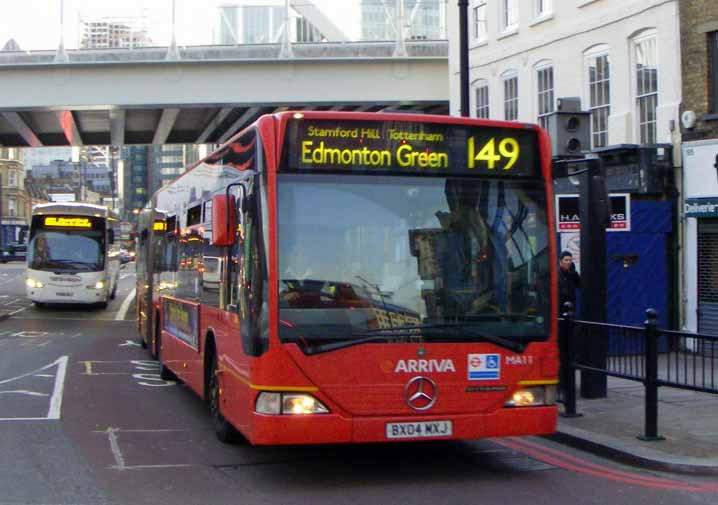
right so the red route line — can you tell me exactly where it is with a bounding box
[494,438,715,494]
[509,437,693,486]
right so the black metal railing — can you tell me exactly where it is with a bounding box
[559,304,718,440]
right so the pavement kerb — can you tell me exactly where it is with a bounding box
[546,427,718,476]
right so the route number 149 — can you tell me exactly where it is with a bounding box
[468,137,520,170]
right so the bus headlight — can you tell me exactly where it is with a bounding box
[505,385,557,407]
[26,278,44,288]
[255,392,330,415]
[87,281,105,290]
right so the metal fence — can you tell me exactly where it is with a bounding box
[559,306,718,440]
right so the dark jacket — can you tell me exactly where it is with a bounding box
[558,266,581,311]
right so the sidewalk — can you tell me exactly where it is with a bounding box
[550,376,718,475]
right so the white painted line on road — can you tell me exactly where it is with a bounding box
[47,356,68,419]
[0,390,49,397]
[115,288,136,321]
[102,427,194,470]
[8,307,27,316]
[0,356,68,421]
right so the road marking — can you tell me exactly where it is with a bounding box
[119,340,141,347]
[498,437,718,493]
[81,360,176,386]
[0,390,49,397]
[115,288,136,321]
[47,356,68,419]
[102,427,193,470]
[0,356,68,421]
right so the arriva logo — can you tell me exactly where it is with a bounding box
[394,359,456,373]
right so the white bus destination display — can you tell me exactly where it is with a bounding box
[282,119,540,177]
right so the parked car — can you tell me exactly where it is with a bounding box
[0,242,26,263]
[119,249,135,264]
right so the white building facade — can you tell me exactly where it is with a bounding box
[448,0,681,150]
[447,0,685,329]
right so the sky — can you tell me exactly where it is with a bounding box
[0,0,365,51]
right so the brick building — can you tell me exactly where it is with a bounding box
[678,1,718,335]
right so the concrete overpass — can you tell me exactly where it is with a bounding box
[0,41,449,148]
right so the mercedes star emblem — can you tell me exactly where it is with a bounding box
[404,376,437,411]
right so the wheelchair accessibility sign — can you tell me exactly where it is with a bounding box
[467,354,500,380]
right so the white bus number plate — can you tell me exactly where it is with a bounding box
[386,420,452,439]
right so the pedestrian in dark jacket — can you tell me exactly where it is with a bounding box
[558,251,581,313]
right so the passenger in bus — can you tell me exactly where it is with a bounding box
[282,242,314,281]
[30,235,50,269]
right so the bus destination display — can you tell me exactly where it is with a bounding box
[43,216,92,228]
[282,119,540,176]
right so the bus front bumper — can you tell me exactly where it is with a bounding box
[27,286,108,304]
[246,406,557,445]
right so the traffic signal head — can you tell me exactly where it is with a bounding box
[546,111,591,157]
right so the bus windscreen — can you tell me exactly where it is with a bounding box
[28,215,106,272]
[281,118,540,176]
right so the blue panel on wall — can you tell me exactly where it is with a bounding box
[606,199,672,353]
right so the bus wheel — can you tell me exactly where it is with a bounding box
[110,282,117,300]
[209,353,241,444]
[158,331,175,381]
[34,302,45,308]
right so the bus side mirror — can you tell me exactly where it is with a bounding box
[212,194,236,246]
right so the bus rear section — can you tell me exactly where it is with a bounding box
[26,205,119,307]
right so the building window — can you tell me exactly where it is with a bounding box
[472,0,487,42]
[501,0,518,33]
[7,170,18,188]
[475,80,490,118]
[535,0,552,18]
[634,32,658,144]
[587,47,611,148]
[7,197,16,217]
[503,72,519,121]
[709,31,718,114]
[536,65,554,129]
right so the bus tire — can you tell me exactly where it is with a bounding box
[34,302,45,308]
[110,282,117,300]
[209,353,241,444]
[158,330,175,381]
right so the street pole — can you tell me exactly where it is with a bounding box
[578,158,610,398]
[458,0,470,117]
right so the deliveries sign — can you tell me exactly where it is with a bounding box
[556,193,630,232]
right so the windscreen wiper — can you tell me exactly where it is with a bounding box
[303,332,416,355]
[302,323,526,355]
[463,313,538,323]
[425,324,527,353]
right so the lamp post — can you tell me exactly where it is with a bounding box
[458,0,470,117]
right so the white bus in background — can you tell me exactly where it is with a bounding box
[26,203,121,308]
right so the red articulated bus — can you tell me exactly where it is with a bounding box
[136,111,558,445]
